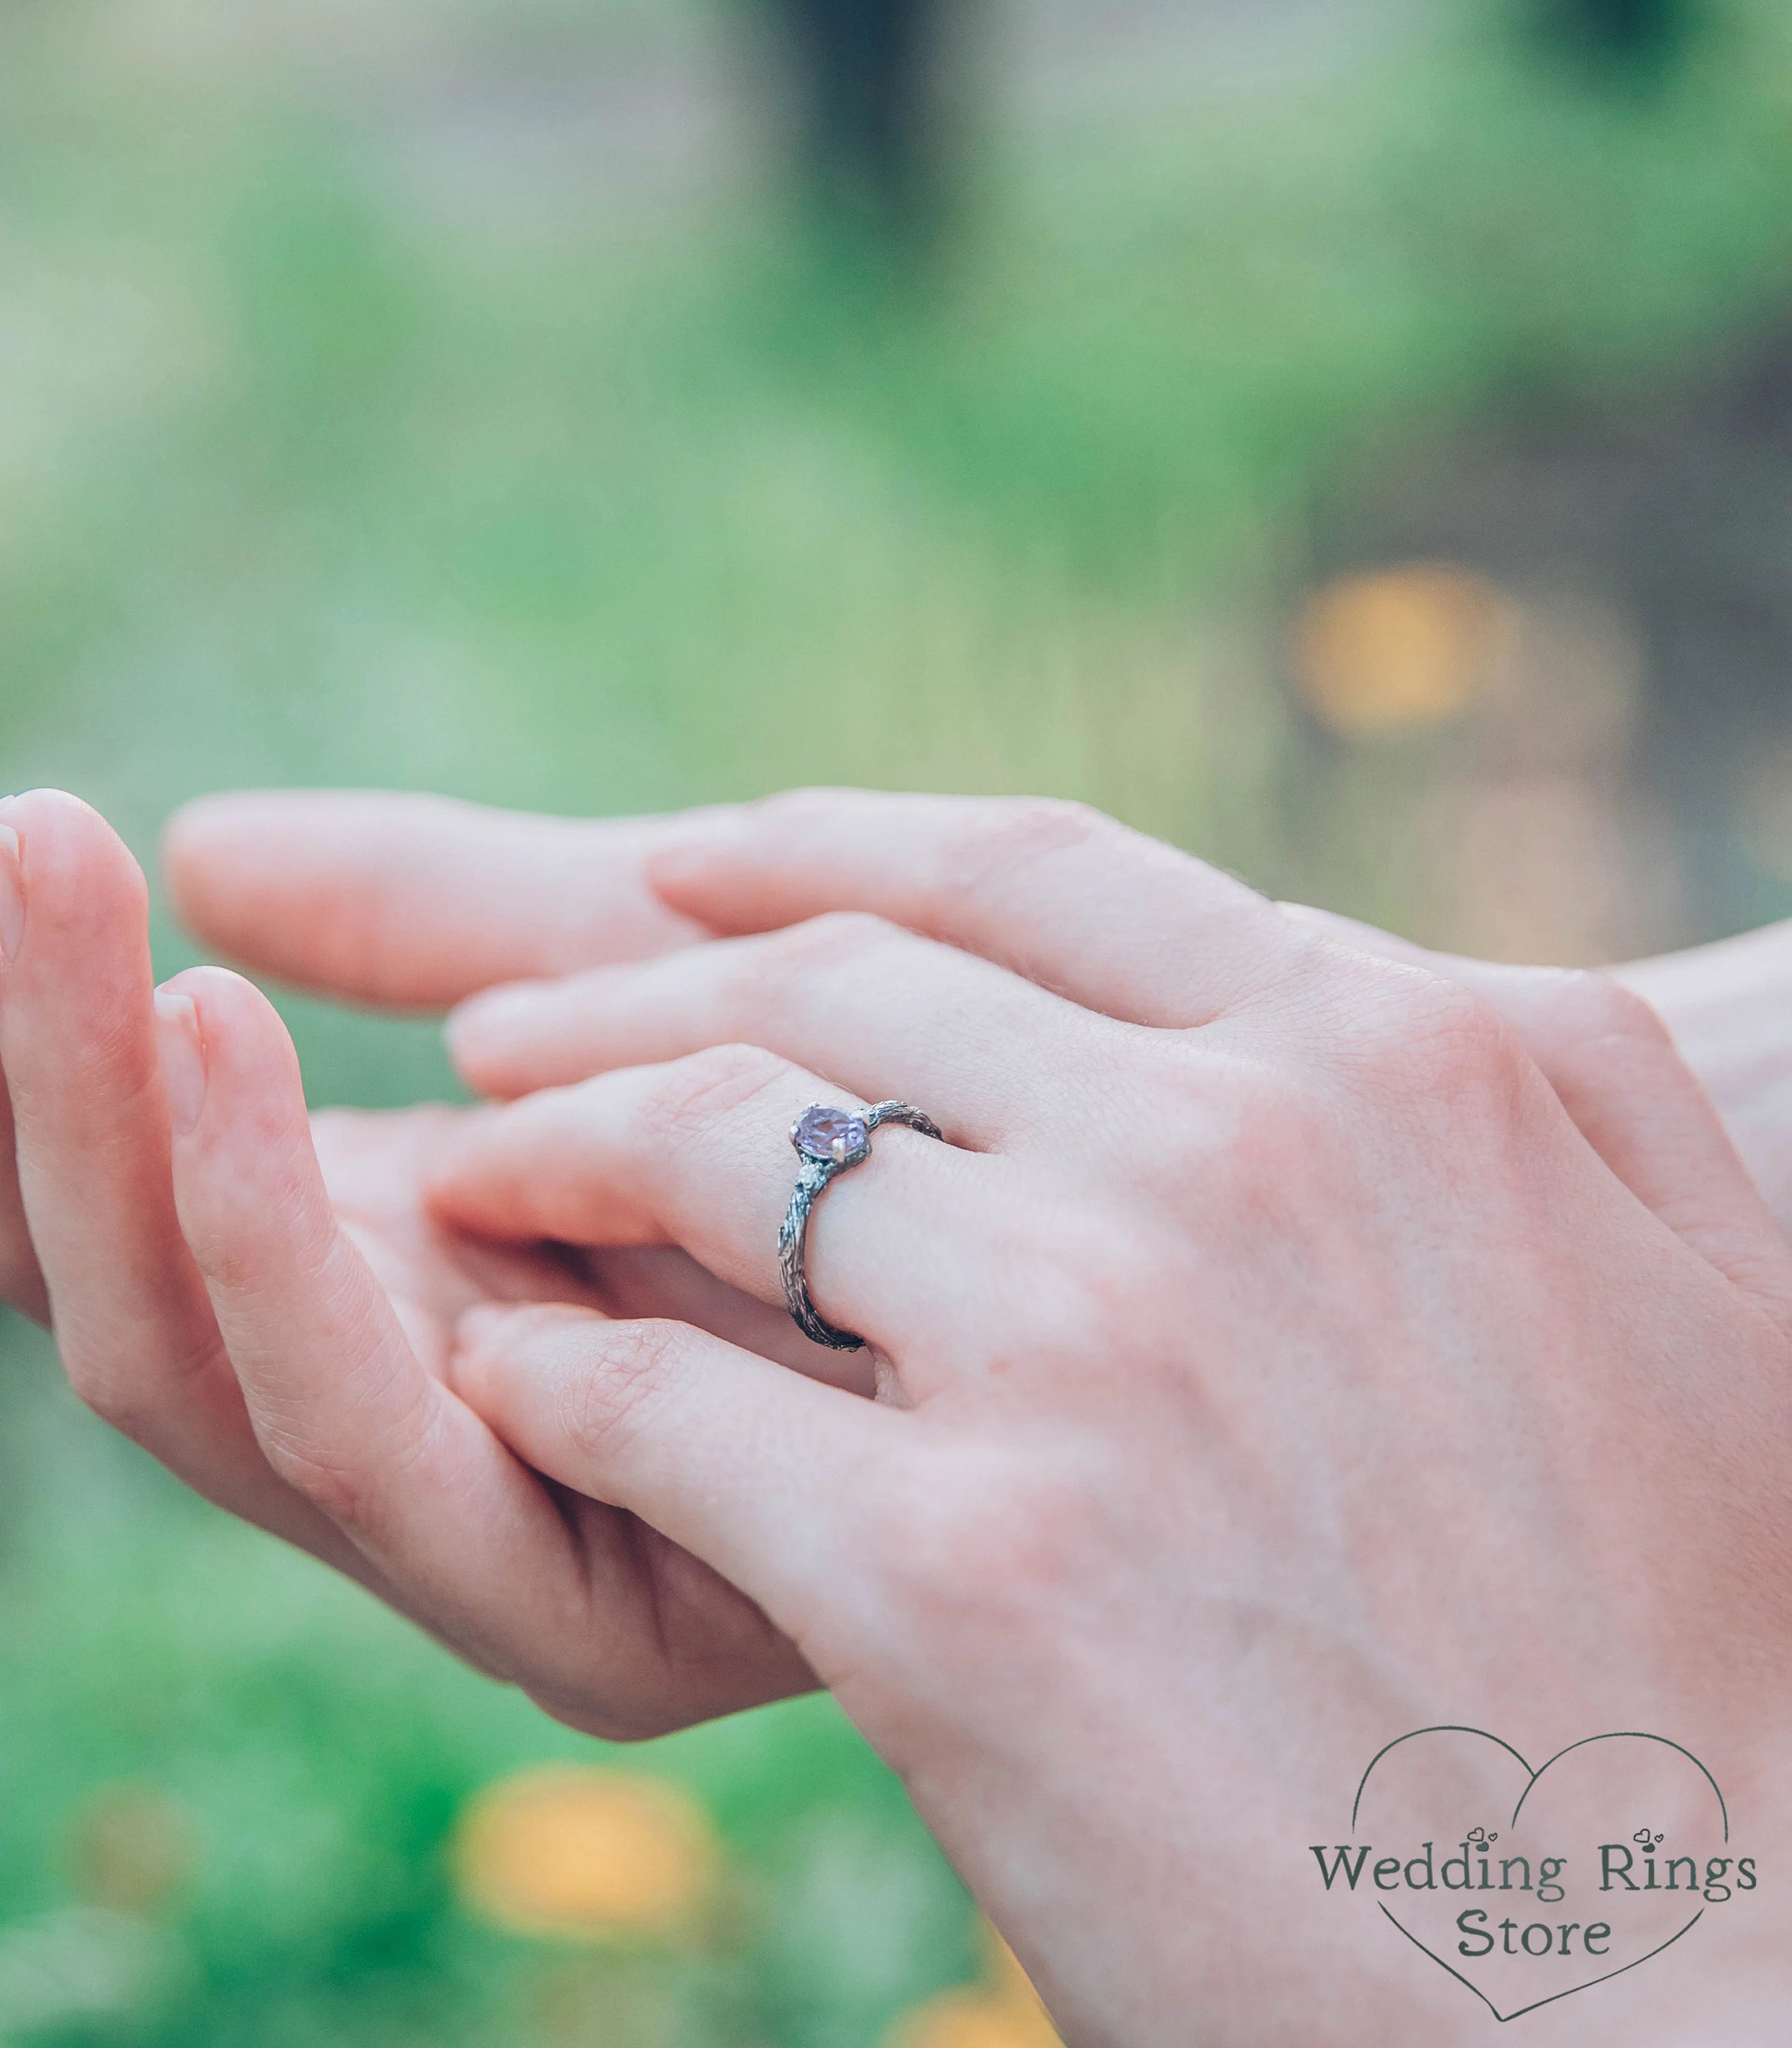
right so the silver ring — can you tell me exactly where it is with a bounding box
[778,1100,943,1350]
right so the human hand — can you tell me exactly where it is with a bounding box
[0,790,838,1736]
[159,785,1792,1242]
[0,784,722,1334]
[410,795,1792,2045]
[1257,902,1792,1251]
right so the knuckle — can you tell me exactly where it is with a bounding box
[1027,1208,1169,1348]
[71,1380,157,1449]
[1352,973,1527,1105]
[748,786,852,831]
[524,1675,700,1744]
[755,910,898,982]
[1118,1046,1357,1242]
[1535,969,1670,1055]
[1205,1059,1349,1218]
[881,1439,1111,1638]
[1232,1060,1333,1161]
[1154,1044,1331,1165]
[555,1320,681,1463]
[954,797,1113,883]
[1418,989,1532,1103]
[551,1701,688,1744]
[642,1042,788,1150]
[62,1326,225,1450]
[259,1356,442,1529]
[259,1433,378,1527]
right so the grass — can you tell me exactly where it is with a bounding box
[0,0,1789,2038]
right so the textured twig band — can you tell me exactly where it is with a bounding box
[778,1100,943,1349]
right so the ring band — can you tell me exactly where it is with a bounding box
[778,1100,943,1350]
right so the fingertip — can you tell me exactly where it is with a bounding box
[161,791,262,913]
[4,789,149,942]
[163,788,423,961]
[158,965,305,1140]
[161,789,328,953]
[419,1105,517,1232]
[166,962,287,1039]
[6,786,109,831]
[443,982,545,1096]
[451,1299,603,1374]
[642,814,750,919]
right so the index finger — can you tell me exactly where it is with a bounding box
[154,965,582,1666]
[162,790,713,1010]
[158,964,816,1727]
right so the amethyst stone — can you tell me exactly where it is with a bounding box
[793,1103,868,1164]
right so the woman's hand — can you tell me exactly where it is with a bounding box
[0,784,720,1335]
[395,795,1792,2047]
[0,790,854,1737]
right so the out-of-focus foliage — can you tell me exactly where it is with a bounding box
[0,0,1790,2039]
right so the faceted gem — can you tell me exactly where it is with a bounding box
[793,1104,868,1163]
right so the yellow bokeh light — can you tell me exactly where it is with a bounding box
[68,1786,198,1918]
[885,1924,1064,2048]
[1293,565,1510,737]
[887,1991,1059,2048]
[453,1767,719,1942]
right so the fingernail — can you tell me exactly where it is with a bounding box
[154,985,208,1133]
[0,817,23,967]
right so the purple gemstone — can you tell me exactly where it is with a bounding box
[794,1103,868,1163]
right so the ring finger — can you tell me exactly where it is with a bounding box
[425,1041,1015,1378]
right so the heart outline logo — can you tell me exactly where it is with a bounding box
[1352,1727,1729,2023]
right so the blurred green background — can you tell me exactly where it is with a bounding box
[2,0,1791,2040]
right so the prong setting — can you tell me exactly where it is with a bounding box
[780,1100,945,1350]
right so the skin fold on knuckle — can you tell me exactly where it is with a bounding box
[253,1369,440,1532]
[1317,964,1535,1130]
[548,1320,682,1475]
[640,1043,788,1159]
[60,1321,231,1449]
[1533,967,1675,1066]
[945,797,1111,903]
[720,913,900,1034]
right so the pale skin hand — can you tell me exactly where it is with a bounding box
[413,794,1792,2047]
[0,789,860,1735]
[4,787,1792,2041]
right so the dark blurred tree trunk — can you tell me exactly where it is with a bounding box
[767,0,945,236]
[1535,0,1697,64]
